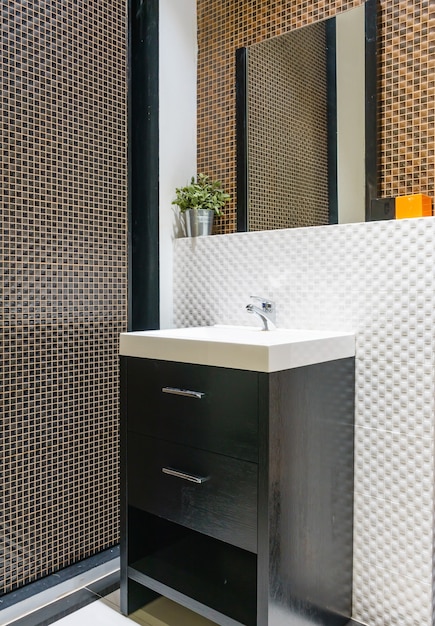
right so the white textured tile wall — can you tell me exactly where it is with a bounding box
[173,217,435,626]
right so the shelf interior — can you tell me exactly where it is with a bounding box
[128,508,257,626]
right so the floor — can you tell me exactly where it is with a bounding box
[3,579,364,626]
[1,574,216,626]
[51,590,216,626]
[1,557,361,626]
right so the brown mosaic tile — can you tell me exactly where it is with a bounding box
[197,0,435,234]
[0,0,127,595]
[248,24,329,230]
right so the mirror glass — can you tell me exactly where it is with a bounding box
[236,0,377,231]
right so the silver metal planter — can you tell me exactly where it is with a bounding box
[184,209,214,237]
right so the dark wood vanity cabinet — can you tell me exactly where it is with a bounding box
[120,356,355,626]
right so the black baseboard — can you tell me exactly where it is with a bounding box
[1,547,120,626]
[5,571,120,626]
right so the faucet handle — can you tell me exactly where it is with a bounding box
[246,296,277,330]
[249,295,275,315]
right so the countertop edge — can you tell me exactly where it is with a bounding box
[119,333,355,373]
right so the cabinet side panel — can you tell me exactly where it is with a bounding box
[267,358,355,625]
[120,357,159,614]
[120,356,129,614]
[257,374,270,626]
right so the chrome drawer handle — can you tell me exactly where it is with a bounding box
[162,467,210,484]
[162,386,205,400]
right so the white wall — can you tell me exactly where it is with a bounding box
[336,4,366,223]
[173,217,435,626]
[159,0,197,328]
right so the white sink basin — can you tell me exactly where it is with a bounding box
[120,325,355,373]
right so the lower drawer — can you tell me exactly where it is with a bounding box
[128,433,258,554]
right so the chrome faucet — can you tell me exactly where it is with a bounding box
[246,296,276,331]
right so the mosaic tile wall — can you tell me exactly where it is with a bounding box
[0,1,127,594]
[248,25,329,231]
[173,216,435,625]
[197,0,435,234]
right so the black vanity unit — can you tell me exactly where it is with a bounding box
[120,327,355,626]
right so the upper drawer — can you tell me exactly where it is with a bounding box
[122,357,259,462]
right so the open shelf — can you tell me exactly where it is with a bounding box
[127,511,256,626]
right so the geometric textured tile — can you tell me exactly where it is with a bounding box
[174,216,435,625]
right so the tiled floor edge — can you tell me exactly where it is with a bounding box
[0,550,120,625]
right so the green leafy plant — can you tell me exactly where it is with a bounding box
[172,173,230,217]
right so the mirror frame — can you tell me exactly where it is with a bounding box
[236,0,378,232]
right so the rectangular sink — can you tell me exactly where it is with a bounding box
[119,325,355,372]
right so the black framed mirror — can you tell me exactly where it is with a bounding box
[236,0,378,232]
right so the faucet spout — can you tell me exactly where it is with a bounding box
[246,296,276,331]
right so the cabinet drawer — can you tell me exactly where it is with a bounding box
[128,433,258,554]
[123,357,258,462]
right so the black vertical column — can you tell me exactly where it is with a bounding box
[326,18,338,225]
[128,0,160,331]
[365,0,378,219]
[236,47,248,232]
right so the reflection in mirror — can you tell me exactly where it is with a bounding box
[236,0,377,232]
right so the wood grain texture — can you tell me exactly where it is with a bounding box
[264,358,355,625]
[128,434,258,554]
[125,357,259,462]
[121,357,355,626]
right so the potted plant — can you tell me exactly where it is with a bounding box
[172,173,230,237]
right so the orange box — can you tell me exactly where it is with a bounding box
[395,194,432,219]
